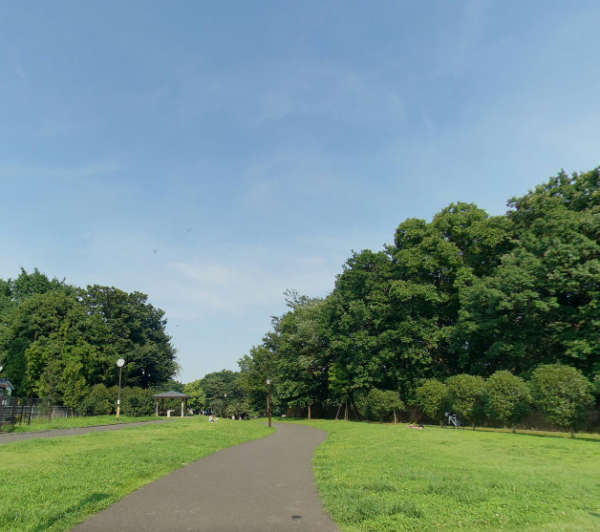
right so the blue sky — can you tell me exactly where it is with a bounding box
[1,1,599,382]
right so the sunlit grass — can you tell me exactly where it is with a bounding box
[1,414,160,433]
[293,420,600,531]
[0,417,273,531]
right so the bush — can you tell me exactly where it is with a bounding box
[120,387,155,417]
[414,379,448,425]
[446,374,486,429]
[592,374,600,401]
[529,364,594,436]
[183,380,206,413]
[357,388,404,423]
[484,370,531,431]
[81,384,114,415]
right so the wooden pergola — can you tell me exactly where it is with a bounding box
[153,391,190,417]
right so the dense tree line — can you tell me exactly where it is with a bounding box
[183,370,248,417]
[0,269,177,407]
[238,168,600,429]
[415,365,594,436]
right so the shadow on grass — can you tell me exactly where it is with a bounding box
[33,492,111,531]
[285,417,600,443]
[486,430,600,444]
[420,424,600,443]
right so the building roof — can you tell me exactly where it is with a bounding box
[0,378,14,390]
[153,390,190,399]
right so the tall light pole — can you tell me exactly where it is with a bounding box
[116,358,125,418]
[266,378,272,428]
[223,392,227,418]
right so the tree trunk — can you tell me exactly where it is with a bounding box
[335,404,342,420]
[307,404,311,420]
[393,409,397,424]
[344,401,348,421]
[570,429,575,439]
[350,399,361,421]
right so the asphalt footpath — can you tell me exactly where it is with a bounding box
[0,419,176,445]
[72,422,340,532]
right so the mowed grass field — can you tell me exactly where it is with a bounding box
[2,415,160,433]
[0,417,272,531]
[298,420,600,532]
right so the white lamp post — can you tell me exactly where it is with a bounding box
[116,358,125,418]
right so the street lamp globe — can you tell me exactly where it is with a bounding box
[116,358,125,368]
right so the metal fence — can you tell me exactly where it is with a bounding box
[0,397,76,426]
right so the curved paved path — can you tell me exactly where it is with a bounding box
[73,423,339,532]
[0,419,175,445]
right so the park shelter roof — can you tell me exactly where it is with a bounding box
[153,390,190,399]
[0,379,14,391]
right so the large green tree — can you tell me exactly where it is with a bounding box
[0,271,177,405]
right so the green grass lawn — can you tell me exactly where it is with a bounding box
[1,414,161,433]
[0,417,272,531]
[295,420,600,531]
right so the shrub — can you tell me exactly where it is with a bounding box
[484,370,531,432]
[446,374,486,429]
[592,374,600,401]
[82,384,114,415]
[357,388,404,423]
[120,387,155,417]
[414,379,448,425]
[183,380,206,413]
[529,364,594,436]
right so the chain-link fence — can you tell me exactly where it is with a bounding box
[0,397,77,427]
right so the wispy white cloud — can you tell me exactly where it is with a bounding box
[171,59,406,129]
[432,0,492,78]
[162,257,335,319]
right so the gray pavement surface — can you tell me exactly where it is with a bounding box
[73,423,340,532]
[0,419,174,445]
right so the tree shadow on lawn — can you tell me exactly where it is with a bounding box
[33,492,110,532]
[502,430,600,444]
[420,425,600,443]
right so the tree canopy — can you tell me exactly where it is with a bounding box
[237,167,600,428]
[0,269,177,406]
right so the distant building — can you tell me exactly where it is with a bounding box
[0,379,14,397]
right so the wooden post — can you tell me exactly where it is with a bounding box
[181,400,184,417]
